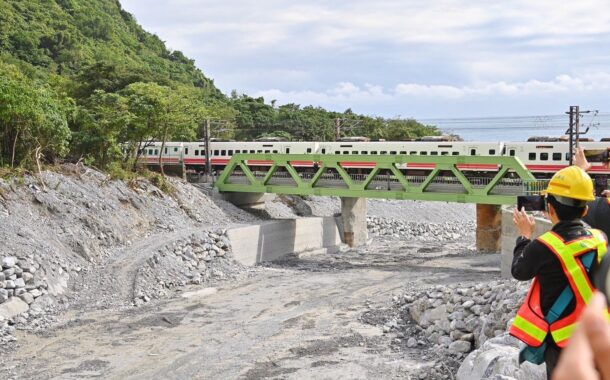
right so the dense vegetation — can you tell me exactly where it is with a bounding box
[0,0,439,171]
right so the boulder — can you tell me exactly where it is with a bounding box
[19,292,34,304]
[1,256,16,268]
[456,334,546,380]
[449,340,472,353]
[0,297,29,319]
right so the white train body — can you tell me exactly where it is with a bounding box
[137,139,610,175]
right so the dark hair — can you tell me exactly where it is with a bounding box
[547,194,586,221]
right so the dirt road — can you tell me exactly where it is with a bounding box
[4,239,499,380]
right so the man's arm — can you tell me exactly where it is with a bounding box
[512,237,544,280]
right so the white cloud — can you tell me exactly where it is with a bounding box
[120,0,610,117]
[253,72,610,112]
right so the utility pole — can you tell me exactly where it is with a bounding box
[204,118,212,181]
[565,106,592,165]
[335,118,341,141]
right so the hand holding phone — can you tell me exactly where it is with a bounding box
[517,195,546,211]
[512,206,536,239]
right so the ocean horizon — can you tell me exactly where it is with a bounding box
[419,112,610,142]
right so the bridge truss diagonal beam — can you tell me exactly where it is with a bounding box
[215,153,538,205]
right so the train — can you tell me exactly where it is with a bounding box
[136,137,610,191]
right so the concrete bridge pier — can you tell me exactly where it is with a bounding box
[339,197,368,247]
[476,204,502,252]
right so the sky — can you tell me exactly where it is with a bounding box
[120,0,610,119]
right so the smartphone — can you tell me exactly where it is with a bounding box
[517,195,546,211]
[596,254,610,305]
[583,149,610,163]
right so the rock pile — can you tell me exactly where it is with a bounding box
[378,280,530,378]
[0,255,60,346]
[0,256,46,313]
[367,216,475,241]
[133,230,246,305]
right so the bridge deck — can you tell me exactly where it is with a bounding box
[214,154,547,205]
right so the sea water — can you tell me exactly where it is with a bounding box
[420,113,610,142]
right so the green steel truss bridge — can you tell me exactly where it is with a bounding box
[215,154,547,205]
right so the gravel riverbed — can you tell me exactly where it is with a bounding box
[0,168,532,380]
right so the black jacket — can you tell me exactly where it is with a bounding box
[512,220,602,319]
[583,197,610,239]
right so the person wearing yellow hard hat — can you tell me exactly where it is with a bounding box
[511,165,608,379]
[574,147,610,239]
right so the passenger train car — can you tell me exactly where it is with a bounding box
[137,138,610,186]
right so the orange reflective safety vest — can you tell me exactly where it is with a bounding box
[510,228,608,348]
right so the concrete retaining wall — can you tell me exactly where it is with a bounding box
[227,217,342,266]
[500,207,552,278]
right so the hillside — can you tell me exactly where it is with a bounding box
[0,0,215,90]
[0,0,439,171]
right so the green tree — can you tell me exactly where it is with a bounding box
[123,82,196,174]
[71,90,130,167]
[0,62,71,168]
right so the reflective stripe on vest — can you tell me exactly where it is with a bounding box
[539,229,605,347]
[510,228,607,348]
[509,278,549,347]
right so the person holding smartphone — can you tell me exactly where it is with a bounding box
[512,166,608,379]
[574,147,610,238]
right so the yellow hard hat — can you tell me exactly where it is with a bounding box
[545,166,595,205]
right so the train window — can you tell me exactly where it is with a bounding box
[343,151,349,154]
[286,148,290,153]
[420,151,427,155]
[352,151,358,154]
[452,152,459,156]
[553,153,562,161]
[489,149,496,155]
[164,148,168,154]
[154,149,158,155]
[410,151,417,155]
[529,152,536,160]
[430,151,438,156]
[335,150,340,154]
[148,149,153,155]
[380,151,387,154]
[321,148,326,154]
[257,150,262,153]
[214,150,219,156]
[264,150,270,153]
[540,153,548,161]
[272,150,278,153]
[221,150,226,156]
[470,149,476,156]
[400,151,407,155]
[565,153,571,161]
[389,151,397,155]
[174,147,178,152]
[441,151,449,156]
[371,151,378,155]
[234,150,240,154]
[361,151,368,155]
[306,148,312,153]
[195,150,199,156]
[184,148,188,155]
[509,149,515,156]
